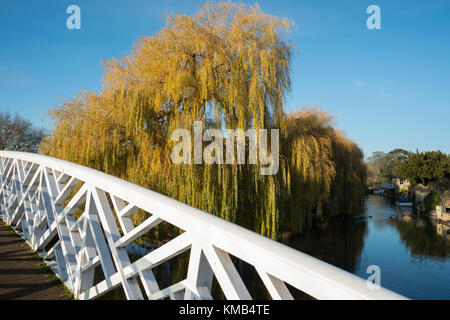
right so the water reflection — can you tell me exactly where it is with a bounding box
[286,195,450,299]
[437,223,450,242]
[99,195,450,299]
[288,218,368,273]
[390,209,450,259]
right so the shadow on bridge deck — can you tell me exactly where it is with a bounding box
[0,221,72,300]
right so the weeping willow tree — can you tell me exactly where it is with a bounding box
[276,108,366,237]
[41,2,365,241]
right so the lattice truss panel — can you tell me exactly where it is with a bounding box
[0,156,297,300]
[0,152,405,300]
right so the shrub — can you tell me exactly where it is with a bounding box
[424,190,441,211]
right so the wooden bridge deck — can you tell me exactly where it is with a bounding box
[0,221,72,300]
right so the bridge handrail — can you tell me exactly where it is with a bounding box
[0,151,406,300]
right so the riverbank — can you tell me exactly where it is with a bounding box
[288,195,450,299]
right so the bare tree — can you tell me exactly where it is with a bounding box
[0,112,46,152]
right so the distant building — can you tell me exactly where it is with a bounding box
[392,178,410,193]
[410,183,432,205]
[437,206,450,223]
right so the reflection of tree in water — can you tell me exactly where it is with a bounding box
[210,217,370,299]
[288,218,368,274]
[391,216,450,259]
[96,217,368,300]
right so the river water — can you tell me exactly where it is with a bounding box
[105,194,450,299]
[286,195,450,299]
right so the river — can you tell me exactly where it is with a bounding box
[286,195,450,299]
[104,194,450,299]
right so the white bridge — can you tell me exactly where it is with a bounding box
[0,151,406,300]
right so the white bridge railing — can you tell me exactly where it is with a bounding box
[0,151,406,300]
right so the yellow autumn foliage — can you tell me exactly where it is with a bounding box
[40,2,366,240]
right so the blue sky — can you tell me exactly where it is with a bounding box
[1,0,449,157]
